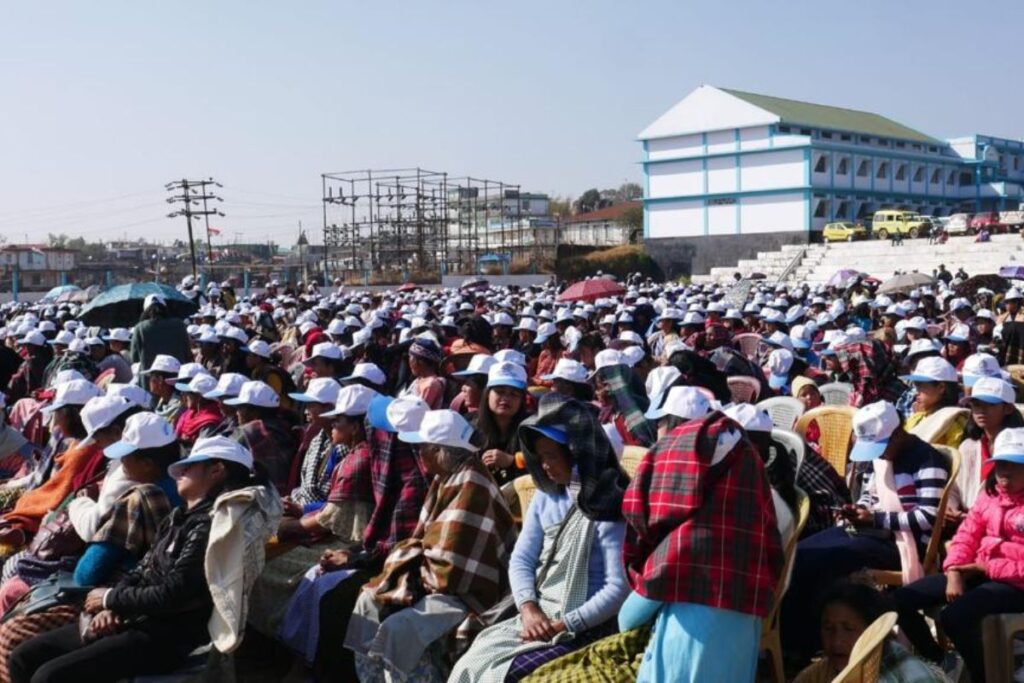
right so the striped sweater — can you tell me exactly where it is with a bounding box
[856,435,949,547]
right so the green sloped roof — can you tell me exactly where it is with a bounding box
[721,88,938,144]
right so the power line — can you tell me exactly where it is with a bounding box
[166,178,224,280]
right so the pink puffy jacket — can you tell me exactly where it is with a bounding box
[945,487,1024,590]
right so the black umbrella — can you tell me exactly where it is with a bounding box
[78,282,198,328]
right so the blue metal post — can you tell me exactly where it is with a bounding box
[243,269,250,298]
[11,266,18,303]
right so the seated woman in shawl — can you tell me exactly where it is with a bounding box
[8,437,268,683]
[172,374,221,448]
[449,393,630,683]
[0,396,44,512]
[248,384,375,640]
[0,394,137,558]
[344,409,517,683]
[449,354,495,418]
[0,413,180,683]
[280,377,343,534]
[197,373,248,439]
[901,356,967,448]
[275,395,429,681]
[527,407,783,683]
[474,362,532,488]
[592,350,656,448]
[225,380,298,495]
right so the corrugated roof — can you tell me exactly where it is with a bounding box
[720,88,938,144]
[566,201,642,224]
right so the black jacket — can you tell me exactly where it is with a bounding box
[106,499,214,648]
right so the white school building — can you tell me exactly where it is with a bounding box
[639,85,1024,277]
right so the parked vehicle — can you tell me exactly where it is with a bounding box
[945,213,973,235]
[999,211,1024,232]
[871,210,932,239]
[969,211,1009,234]
[823,221,868,242]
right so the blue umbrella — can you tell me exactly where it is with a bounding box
[39,284,82,303]
[78,282,197,328]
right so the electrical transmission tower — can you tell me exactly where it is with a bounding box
[165,178,225,280]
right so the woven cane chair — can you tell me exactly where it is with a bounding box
[794,406,856,477]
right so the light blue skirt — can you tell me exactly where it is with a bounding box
[623,594,761,683]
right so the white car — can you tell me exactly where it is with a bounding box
[944,213,973,236]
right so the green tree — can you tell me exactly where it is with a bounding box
[620,205,644,243]
[574,188,602,213]
[618,182,643,201]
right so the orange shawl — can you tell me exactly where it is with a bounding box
[4,441,104,534]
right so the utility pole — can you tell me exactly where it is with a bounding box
[165,178,224,281]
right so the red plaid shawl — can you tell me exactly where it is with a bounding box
[622,412,783,618]
[362,456,517,615]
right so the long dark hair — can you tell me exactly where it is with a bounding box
[474,386,529,452]
[817,580,889,629]
[965,403,1024,441]
[56,405,88,440]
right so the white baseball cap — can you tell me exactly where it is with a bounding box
[104,412,177,459]
[850,401,901,462]
[906,338,942,359]
[970,377,1015,405]
[993,428,1024,464]
[618,331,643,346]
[243,339,272,359]
[493,349,526,367]
[304,342,342,363]
[219,326,248,345]
[452,354,497,378]
[367,395,428,433]
[42,379,103,414]
[142,354,181,376]
[102,327,132,344]
[763,331,794,352]
[81,395,135,439]
[323,384,379,417]
[143,294,166,310]
[645,385,711,421]
[645,366,682,410]
[514,318,538,333]
[168,435,254,479]
[170,363,208,384]
[174,373,219,396]
[540,358,589,384]
[203,372,249,400]
[106,383,152,409]
[339,362,387,388]
[289,377,342,405]
[767,348,795,389]
[223,380,280,408]
[902,356,958,384]
[18,331,46,347]
[621,346,645,368]
[486,361,527,390]
[48,330,74,347]
[962,353,1004,387]
[592,349,624,373]
[399,409,477,452]
[723,403,773,433]
[535,322,558,344]
[50,369,87,388]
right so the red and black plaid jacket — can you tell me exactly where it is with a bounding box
[362,425,429,561]
[622,412,783,618]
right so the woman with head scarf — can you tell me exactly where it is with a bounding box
[592,350,656,447]
[344,410,517,683]
[225,381,298,495]
[450,393,630,683]
[400,338,447,410]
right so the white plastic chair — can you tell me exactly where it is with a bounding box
[771,428,806,476]
[757,396,806,431]
[818,381,853,406]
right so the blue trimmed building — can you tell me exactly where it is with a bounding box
[639,85,1024,277]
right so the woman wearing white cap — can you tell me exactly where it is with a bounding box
[473,362,531,487]
[902,356,968,449]
[449,354,495,418]
[283,378,343,520]
[530,324,566,389]
[7,335,52,404]
[226,381,298,495]
[0,413,180,676]
[8,437,265,683]
[344,410,516,683]
[950,377,1024,514]
[171,374,221,449]
[244,340,297,410]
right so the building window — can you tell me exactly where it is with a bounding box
[960,172,973,186]
[912,143,922,151]
[1015,156,1021,171]
[895,164,906,181]
[836,201,849,218]
[895,141,906,148]
[814,155,828,173]
[778,125,791,133]
[877,139,889,147]
[856,160,869,177]
[840,134,852,141]
[877,162,888,179]
[912,166,924,182]
[929,146,938,153]
[813,199,829,218]
[836,157,849,175]
[800,128,811,136]
[860,135,871,144]
[947,170,956,185]
[822,131,833,139]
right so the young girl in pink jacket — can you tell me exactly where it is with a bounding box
[893,426,1024,681]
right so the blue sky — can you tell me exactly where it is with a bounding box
[1,0,1021,245]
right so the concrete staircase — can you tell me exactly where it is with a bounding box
[690,233,1020,285]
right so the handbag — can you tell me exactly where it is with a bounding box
[1,571,91,623]
[23,468,106,563]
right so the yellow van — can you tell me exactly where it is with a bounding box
[871,210,932,239]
